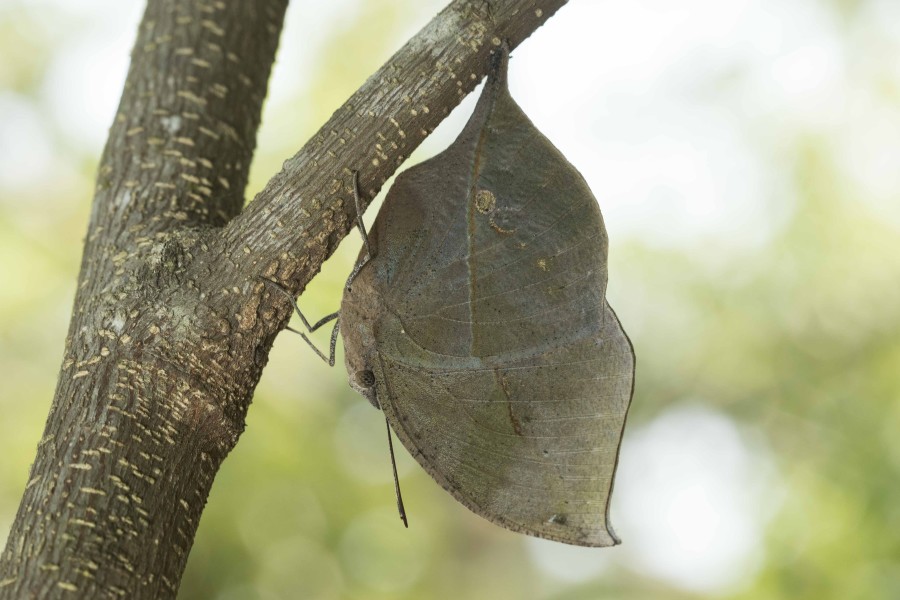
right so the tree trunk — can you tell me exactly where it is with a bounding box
[0,0,567,597]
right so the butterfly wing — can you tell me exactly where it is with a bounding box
[374,68,609,361]
[372,303,633,546]
[346,51,635,546]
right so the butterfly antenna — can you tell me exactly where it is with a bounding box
[384,415,408,528]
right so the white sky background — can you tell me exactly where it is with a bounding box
[2,0,899,595]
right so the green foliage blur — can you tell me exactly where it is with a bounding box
[1,0,898,598]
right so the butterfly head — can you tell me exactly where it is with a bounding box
[350,368,379,408]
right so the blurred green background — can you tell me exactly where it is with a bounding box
[2,0,899,598]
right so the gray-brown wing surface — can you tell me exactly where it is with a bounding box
[343,50,635,546]
[373,304,633,546]
[369,67,608,360]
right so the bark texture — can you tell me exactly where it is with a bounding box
[0,0,567,597]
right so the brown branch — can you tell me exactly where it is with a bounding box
[216,0,568,295]
[0,1,289,598]
[84,0,288,296]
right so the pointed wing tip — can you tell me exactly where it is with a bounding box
[529,524,622,548]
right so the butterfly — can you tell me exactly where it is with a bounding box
[265,47,634,547]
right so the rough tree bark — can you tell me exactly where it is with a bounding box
[0,0,567,597]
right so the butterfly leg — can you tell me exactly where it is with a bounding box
[345,170,378,291]
[260,277,340,367]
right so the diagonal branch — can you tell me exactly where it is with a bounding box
[216,0,568,295]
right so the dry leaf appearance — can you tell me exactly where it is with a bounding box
[341,50,635,547]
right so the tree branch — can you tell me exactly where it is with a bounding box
[85,0,287,293]
[0,2,288,598]
[217,0,568,294]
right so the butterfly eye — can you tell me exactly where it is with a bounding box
[355,369,376,388]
